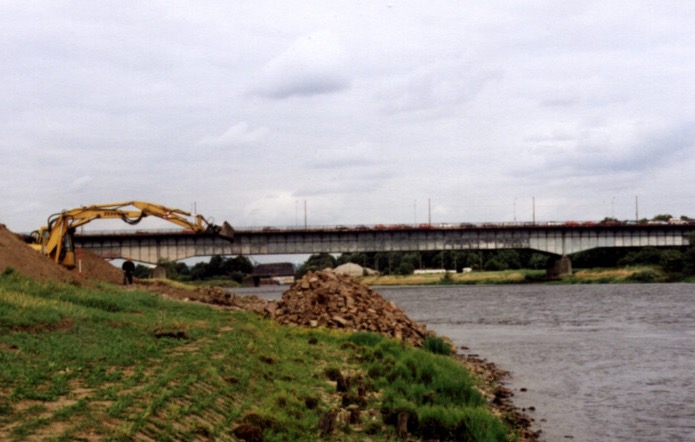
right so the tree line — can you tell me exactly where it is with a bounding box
[295,243,695,279]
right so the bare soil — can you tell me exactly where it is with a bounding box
[0,224,80,283]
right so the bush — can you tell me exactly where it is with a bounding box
[423,336,453,356]
[484,257,508,271]
[660,250,684,273]
[627,270,659,283]
[347,331,384,348]
[396,262,415,275]
[439,271,454,284]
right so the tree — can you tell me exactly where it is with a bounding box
[296,253,337,278]
[156,258,189,280]
[495,250,522,269]
[223,255,254,275]
[396,261,415,275]
[572,248,628,268]
[683,247,695,275]
[659,250,684,273]
[134,264,152,279]
[527,253,549,270]
[618,247,662,266]
[484,256,508,271]
[652,214,673,222]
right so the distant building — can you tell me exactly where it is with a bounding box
[252,263,296,286]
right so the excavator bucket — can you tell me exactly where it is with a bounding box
[218,221,235,241]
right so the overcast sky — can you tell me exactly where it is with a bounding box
[2,1,695,233]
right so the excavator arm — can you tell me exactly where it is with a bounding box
[29,201,234,268]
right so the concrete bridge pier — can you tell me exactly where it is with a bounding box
[547,255,572,278]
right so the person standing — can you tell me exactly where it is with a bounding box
[122,258,135,285]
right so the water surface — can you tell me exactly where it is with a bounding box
[377,284,695,442]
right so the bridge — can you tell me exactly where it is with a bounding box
[74,222,695,276]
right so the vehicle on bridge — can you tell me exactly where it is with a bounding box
[27,201,234,269]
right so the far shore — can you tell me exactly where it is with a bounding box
[355,266,694,286]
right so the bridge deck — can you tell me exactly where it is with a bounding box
[73,223,695,264]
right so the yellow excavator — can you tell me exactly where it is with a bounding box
[27,201,234,269]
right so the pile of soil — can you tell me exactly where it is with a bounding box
[75,249,125,284]
[0,224,80,283]
[143,281,270,313]
[0,224,130,285]
[268,269,430,346]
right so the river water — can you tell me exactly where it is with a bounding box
[237,283,695,441]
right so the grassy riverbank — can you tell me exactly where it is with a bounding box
[0,269,520,441]
[359,265,690,286]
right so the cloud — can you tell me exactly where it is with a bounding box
[510,120,695,206]
[196,122,269,148]
[376,60,501,114]
[305,142,384,169]
[68,175,94,192]
[2,2,695,232]
[252,30,351,99]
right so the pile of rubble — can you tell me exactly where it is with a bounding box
[268,269,429,346]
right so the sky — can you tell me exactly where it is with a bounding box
[2,0,695,235]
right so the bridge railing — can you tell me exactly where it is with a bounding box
[71,219,695,237]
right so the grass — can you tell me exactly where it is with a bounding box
[348,332,509,440]
[0,268,516,441]
[362,270,543,286]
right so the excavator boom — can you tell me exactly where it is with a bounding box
[29,201,234,268]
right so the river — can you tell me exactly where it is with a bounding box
[237,283,695,441]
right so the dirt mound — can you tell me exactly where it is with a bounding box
[0,224,130,285]
[74,249,125,284]
[0,224,81,283]
[143,281,270,313]
[269,269,429,346]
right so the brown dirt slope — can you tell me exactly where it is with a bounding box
[76,248,124,284]
[0,224,80,283]
[0,224,126,285]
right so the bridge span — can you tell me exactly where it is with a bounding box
[74,222,695,275]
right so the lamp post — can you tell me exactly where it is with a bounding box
[532,196,536,225]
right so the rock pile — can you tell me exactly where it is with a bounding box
[269,269,429,346]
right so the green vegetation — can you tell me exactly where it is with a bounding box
[359,265,688,286]
[296,253,337,278]
[152,255,254,284]
[0,270,515,441]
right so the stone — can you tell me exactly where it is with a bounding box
[272,269,430,347]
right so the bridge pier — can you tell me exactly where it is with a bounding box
[547,255,572,278]
[152,265,167,280]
